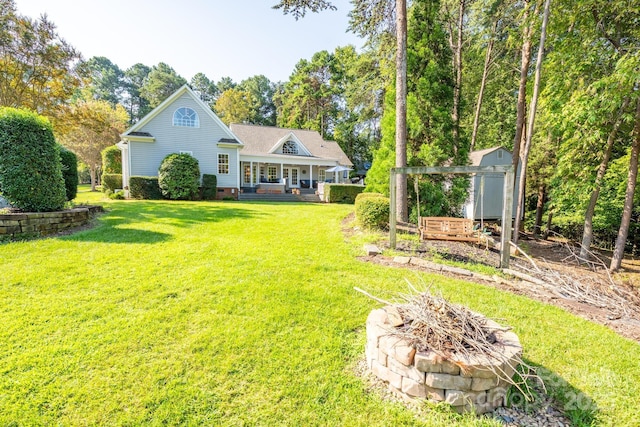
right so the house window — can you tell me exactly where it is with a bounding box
[244,164,251,184]
[218,154,229,174]
[282,140,298,155]
[173,107,199,127]
[318,169,326,182]
[497,150,503,160]
[268,166,277,182]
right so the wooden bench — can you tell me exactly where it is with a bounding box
[419,217,479,242]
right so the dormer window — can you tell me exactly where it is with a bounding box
[173,107,199,127]
[282,140,298,155]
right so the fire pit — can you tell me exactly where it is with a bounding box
[364,297,523,414]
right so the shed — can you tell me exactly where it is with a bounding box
[463,147,521,221]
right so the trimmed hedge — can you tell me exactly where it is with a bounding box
[101,145,122,174]
[202,174,217,200]
[158,153,200,200]
[0,108,66,212]
[324,184,364,203]
[59,146,79,201]
[355,192,386,203]
[129,176,163,199]
[102,174,122,192]
[355,194,390,230]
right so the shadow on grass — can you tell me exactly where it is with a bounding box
[63,200,263,244]
[508,360,598,426]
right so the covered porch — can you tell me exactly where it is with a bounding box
[240,161,350,194]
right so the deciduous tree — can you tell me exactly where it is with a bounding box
[58,99,129,191]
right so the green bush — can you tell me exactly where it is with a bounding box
[355,192,386,203]
[324,184,364,203]
[102,174,123,192]
[109,190,125,200]
[129,176,163,200]
[158,153,200,200]
[59,146,79,201]
[202,174,217,200]
[355,195,390,230]
[0,108,66,212]
[101,145,122,174]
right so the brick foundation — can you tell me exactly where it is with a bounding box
[216,188,239,200]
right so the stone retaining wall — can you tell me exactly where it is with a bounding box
[365,307,522,414]
[0,206,103,238]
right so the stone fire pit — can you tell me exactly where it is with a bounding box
[365,307,522,414]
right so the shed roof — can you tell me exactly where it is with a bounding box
[469,146,509,166]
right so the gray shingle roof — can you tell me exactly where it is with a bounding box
[230,123,352,166]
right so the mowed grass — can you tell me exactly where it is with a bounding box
[0,187,639,426]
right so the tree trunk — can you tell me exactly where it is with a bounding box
[470,21,497,151]
[89,166,97,192]
[451,0,466,156]
[513,0,546,244]
[511,0,533,181]
[534,184,546,236]
[395,0,408,222]
[610,98,640,272]
[580,98,630,260]
[543,210,553,240]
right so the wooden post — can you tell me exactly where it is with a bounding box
[500,168,515,268]
[390,169,397,249]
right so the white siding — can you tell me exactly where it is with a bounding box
[129,94,240,187]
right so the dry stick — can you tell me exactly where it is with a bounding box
[353,287,392,306]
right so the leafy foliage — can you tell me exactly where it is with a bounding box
[214,88,256,125]
[324,184,364,203]
[0,1,82,121]
[58,99,129,191]
[272,0,336,19]
[101,174,123,192]
[0,108,66,212]
[78,56,125,105]
[158,153,200,200]
[101,145,122,174]
[355,194,389,229]
[202,174,217,201]
[129,176,162,199]
[140,62,187,108]
[58,146,78,201]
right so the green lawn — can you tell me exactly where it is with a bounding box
[1,187,638,426]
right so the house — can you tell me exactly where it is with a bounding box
[463,147,521,221]
[117,85,352,199]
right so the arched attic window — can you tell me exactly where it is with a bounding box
[173,107,199,127]
[282,140,298,155]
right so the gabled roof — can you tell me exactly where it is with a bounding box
[229,123,352,165]
[121,84,243,147]
[268,132,312,156]
[469,146,510,166]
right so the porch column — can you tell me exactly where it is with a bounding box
[280,163,284,185]
[310,163,313,189]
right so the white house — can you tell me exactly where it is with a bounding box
[463,146,521,221]
[117,85,352,199]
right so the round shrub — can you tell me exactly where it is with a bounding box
[355,192,386,203]
[355,195,390,230]
[158,153,200,200]
[59,146,79,201]
[0,108,66,212]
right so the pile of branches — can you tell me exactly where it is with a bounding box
[393,291,502,355]
[510,240,640,321]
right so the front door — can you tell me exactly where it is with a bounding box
[284,167,300,188]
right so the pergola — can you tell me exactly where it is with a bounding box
[389,165,516,268]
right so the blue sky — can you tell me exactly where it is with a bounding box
[14,0,364,83]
